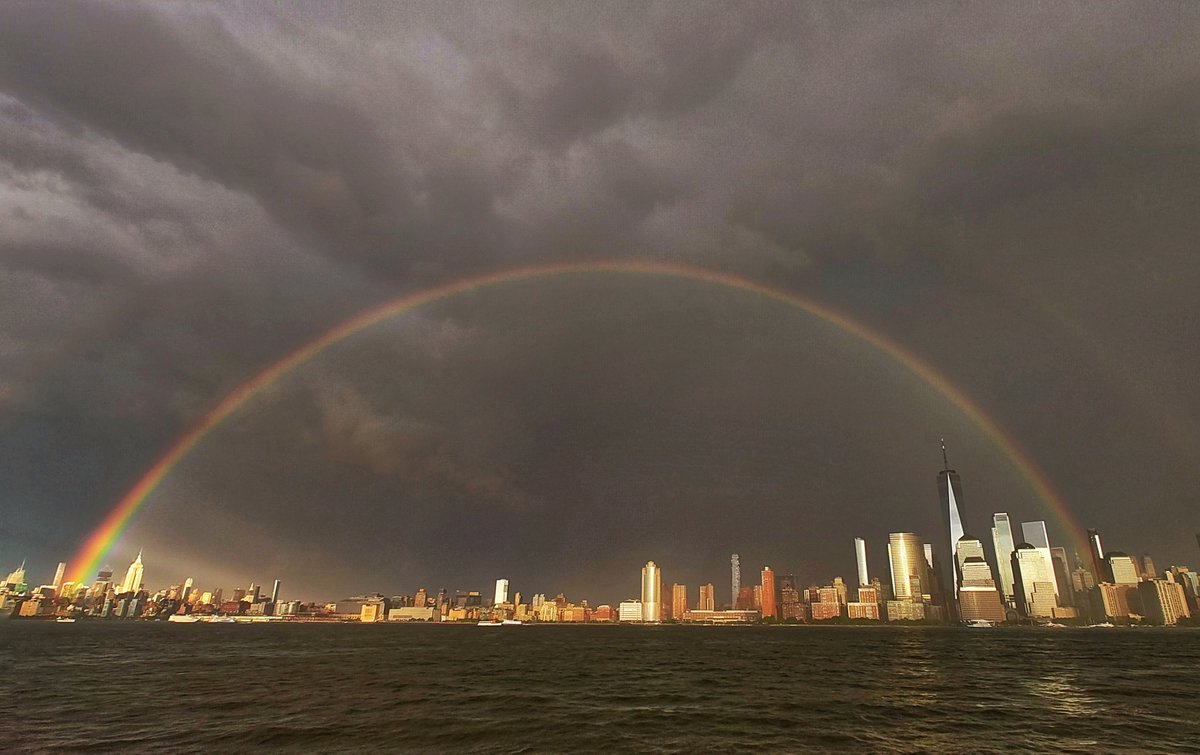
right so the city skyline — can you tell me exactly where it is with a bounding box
[2,1,1199,603]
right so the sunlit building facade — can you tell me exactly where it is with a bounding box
[937,445,967,599]
[698,583,715,611]
[888,533,927,602]
[991,513,1017,606]
[641,562,661,623]
[760,568,777,619]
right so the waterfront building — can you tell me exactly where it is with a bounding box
[592,605,614,622]
[780,583,804,620]
[1138,580,1191,626]
[888,533,927,601]
[811,601,842,621]
[618,600,643,622]
[494,579,509,606]
[957,555,1007,623]
[730,554,740,610]
[1012,544,1057,618]
[991,513,1017,605]
[271,579,282,605]
[641,562,661,623]
[937,441,967,600]
[681,609,761,624]
[1099,583,1136,619]
[671,583,688,621]
[736,586,757,611]
[51,562,66,590]
[760,568,777,619]
[847,602,881,620]
[886,600,926,621]
[832,576,848,606]
[698,583,715,611]
[413,588,428,608]
[119,551,144,594]
[1020,521,1059,599]
[855,537,870,586]
[1107,553,1140,585]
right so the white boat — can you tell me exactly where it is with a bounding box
[477,620,503,627]
[501,619,523,626]
[965,619,993,628]
[55,617,76,623]
[168,614,200,623]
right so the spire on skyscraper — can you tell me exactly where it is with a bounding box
[941,438,949,471]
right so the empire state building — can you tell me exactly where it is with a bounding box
[120,550,144,594]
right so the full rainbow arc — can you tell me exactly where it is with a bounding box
[66,260,1087,584]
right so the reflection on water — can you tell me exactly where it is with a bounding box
[4,623,1199,751]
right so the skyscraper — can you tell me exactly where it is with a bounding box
[641,561,661,623]
[937,440,967,600]
[1088,528,1112,582]
[1141,554,1158,581]
[760,567,777,619]
[51,562,66,590]
[671,583,688,621]
[730,554,740,610]
[1020,521,1059,598]
[271,579,282,604]
[888,533,927,601]
[494,578,509,606]
[1012,544,1057,618]
[991,513,1017,605]
[119,551,143,594]
[855,538,869,586]
[1050,548,1073,607]
[1107,553,1140,585]
[699,584,715,611]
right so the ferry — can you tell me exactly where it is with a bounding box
[168,614,200,623]
[965,619,993,628]
[55,616,76,623]
[477,620,503,627]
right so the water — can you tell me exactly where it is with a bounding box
[3,623,1198,752]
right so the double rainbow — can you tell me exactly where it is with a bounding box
[67,260,1086,583]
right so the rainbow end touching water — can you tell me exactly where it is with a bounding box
[66,260,1089,584]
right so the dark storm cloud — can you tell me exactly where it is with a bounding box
[2,1,1199,598]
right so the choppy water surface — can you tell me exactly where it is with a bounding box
[3,623,1198,752]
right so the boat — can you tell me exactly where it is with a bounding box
[207,616,236,623]
[965,619,993,628]
[502,619,523,626]
[168,614,200,623]
[477,620,503,627]
[55,616,76,623]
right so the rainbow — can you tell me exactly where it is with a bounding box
[67,260,1087,583]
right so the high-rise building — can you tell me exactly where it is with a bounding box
[957,555,1007,623]
[937,441,967,600]
[494,579,509,606]
[271,579,282,605]
[991,513,1017,605]
[1050,548,1073,607]
[760,568,777,619]
[1088,529,1112,582]
[1012,544,1057,618]
[1020,521,1059,599]
[119,551,144,594]
[671,583,688,621]
[1141,555,1158,581]
[730,554,740,610]
[699,584,715,611]
[51,562,66,590]
[888,533,927,602]
[1138,580,1191,626]
[1107,553,1140,585]
[855,538,869,586]
[413,588,428,608]
[641,562,661,623]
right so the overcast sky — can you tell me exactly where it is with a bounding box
[2,1,1198,602]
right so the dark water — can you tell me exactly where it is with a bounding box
[3,623,1199,753]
